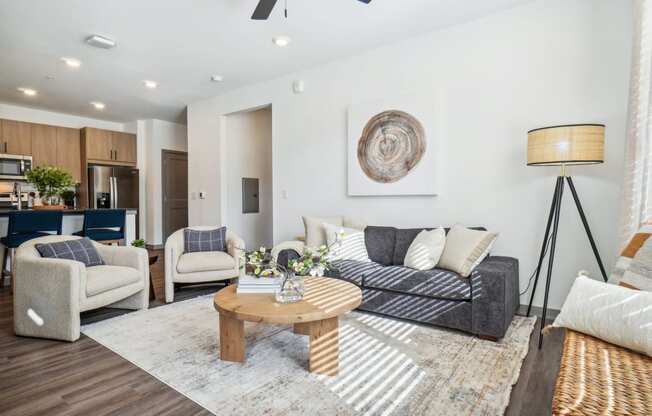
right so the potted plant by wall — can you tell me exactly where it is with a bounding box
[25,166,75,210]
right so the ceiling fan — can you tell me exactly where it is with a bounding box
[251,0,372,20]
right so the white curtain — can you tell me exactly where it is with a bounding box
[621,0,652,246]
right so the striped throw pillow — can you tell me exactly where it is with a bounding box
[610,224,652,291]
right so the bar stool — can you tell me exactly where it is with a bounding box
[1,210,64,290]
[74,209,126,245]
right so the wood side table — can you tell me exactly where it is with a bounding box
[213,277,361,376]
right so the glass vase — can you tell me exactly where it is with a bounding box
[275,271,304,304]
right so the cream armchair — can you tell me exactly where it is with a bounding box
[13,235,149,342]
[164,226,244,303]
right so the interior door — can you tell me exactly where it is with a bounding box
[162,150,188,241]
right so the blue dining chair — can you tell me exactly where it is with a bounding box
[1,210,64,290]
[74,209,126,245]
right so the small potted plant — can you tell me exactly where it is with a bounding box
[26,166,75,209]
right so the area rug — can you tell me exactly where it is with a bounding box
[82,295,535,416]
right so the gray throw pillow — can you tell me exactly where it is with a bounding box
[36,238,105,267]
[184,227,227,253]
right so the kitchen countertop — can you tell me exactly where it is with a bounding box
[0,208,138,217]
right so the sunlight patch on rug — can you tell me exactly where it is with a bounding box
[82,295,535,416]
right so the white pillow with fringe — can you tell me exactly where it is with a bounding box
[551,276,652,357]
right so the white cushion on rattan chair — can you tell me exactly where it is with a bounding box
[552,276,652,357]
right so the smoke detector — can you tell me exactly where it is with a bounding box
[86,34,117,49]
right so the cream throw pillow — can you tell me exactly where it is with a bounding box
[323,223,370,262]
[404,228,446,271]
[302,216,343,248]
[437,225,497,277]
[552,276,652,357]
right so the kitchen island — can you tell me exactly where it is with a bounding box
[0,208,138,239]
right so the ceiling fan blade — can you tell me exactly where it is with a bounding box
[251,0,278,20]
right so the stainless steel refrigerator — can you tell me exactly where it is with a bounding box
[88,165,139,210]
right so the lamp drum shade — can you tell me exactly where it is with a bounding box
[527,124,605,166]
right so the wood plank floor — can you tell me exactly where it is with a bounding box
[0,249,563,415]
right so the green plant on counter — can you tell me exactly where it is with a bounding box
[25,166,75,205]
[131,239,146,248]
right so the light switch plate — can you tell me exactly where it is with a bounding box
[199,191,206,200]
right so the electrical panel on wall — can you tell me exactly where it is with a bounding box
[242,178,260,214]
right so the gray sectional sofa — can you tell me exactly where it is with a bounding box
[278,226,519,340]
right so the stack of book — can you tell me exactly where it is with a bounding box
[237,275,282,294]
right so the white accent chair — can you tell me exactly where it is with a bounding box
[13,235,149,342]
[164,226,244,303]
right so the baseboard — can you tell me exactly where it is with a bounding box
[518,305,559,321]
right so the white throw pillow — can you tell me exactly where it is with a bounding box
[437,225,498,277]
[552,276,652,357]
[302,216,343,248]
[323,223,370,263]
[404,228,446,271]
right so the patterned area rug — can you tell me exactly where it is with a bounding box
[82,295,535,416]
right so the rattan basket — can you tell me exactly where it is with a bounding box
[552,329,652,415]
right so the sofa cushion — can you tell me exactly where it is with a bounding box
[184,227,227,253]
[438,225,497,277]
[36,237,104,267]
[404,228,446,270]
[364,266,471,300]
[329,259,385,285]
[303,216,343,248]
[364,226,397,266]
[86,265,140,297]
[393,228,434,265]
[324,224,370,262]
[392,226,488,266]
[177,251,236,274]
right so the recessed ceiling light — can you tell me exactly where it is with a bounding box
[143,80,158,89]
[210,75,224,82]
[272,35,291,47]
[90,101,105,110]
[17,87,37,96]
[86,34,117,49]
[61,57,81,68]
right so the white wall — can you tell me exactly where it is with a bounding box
[141,119,187,246]
[187,0,632,309]
[0,102,133,132]
[225,107,273,249]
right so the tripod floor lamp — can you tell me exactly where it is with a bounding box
[525,124,608,348]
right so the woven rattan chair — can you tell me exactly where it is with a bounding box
[553,329,652,415]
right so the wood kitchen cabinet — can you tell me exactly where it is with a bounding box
[31,124,82,183]
[31,124,58,167]
[111,132,137,164]
[82,128,136,165]
[0,119,32,155]
[56,127,81,183]
[82,128,113,161]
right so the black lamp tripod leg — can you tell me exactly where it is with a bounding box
[526,177,561,317]
[539,177,564,349]
[565,176,608,282]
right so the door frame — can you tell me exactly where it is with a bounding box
[161,149,189,243]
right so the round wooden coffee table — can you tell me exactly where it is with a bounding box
[213,276,362,376]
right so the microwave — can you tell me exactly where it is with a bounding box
[0,154,32,180]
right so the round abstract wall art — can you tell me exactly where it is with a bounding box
[356,110,426,183]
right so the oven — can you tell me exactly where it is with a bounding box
[0,154,32,180]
